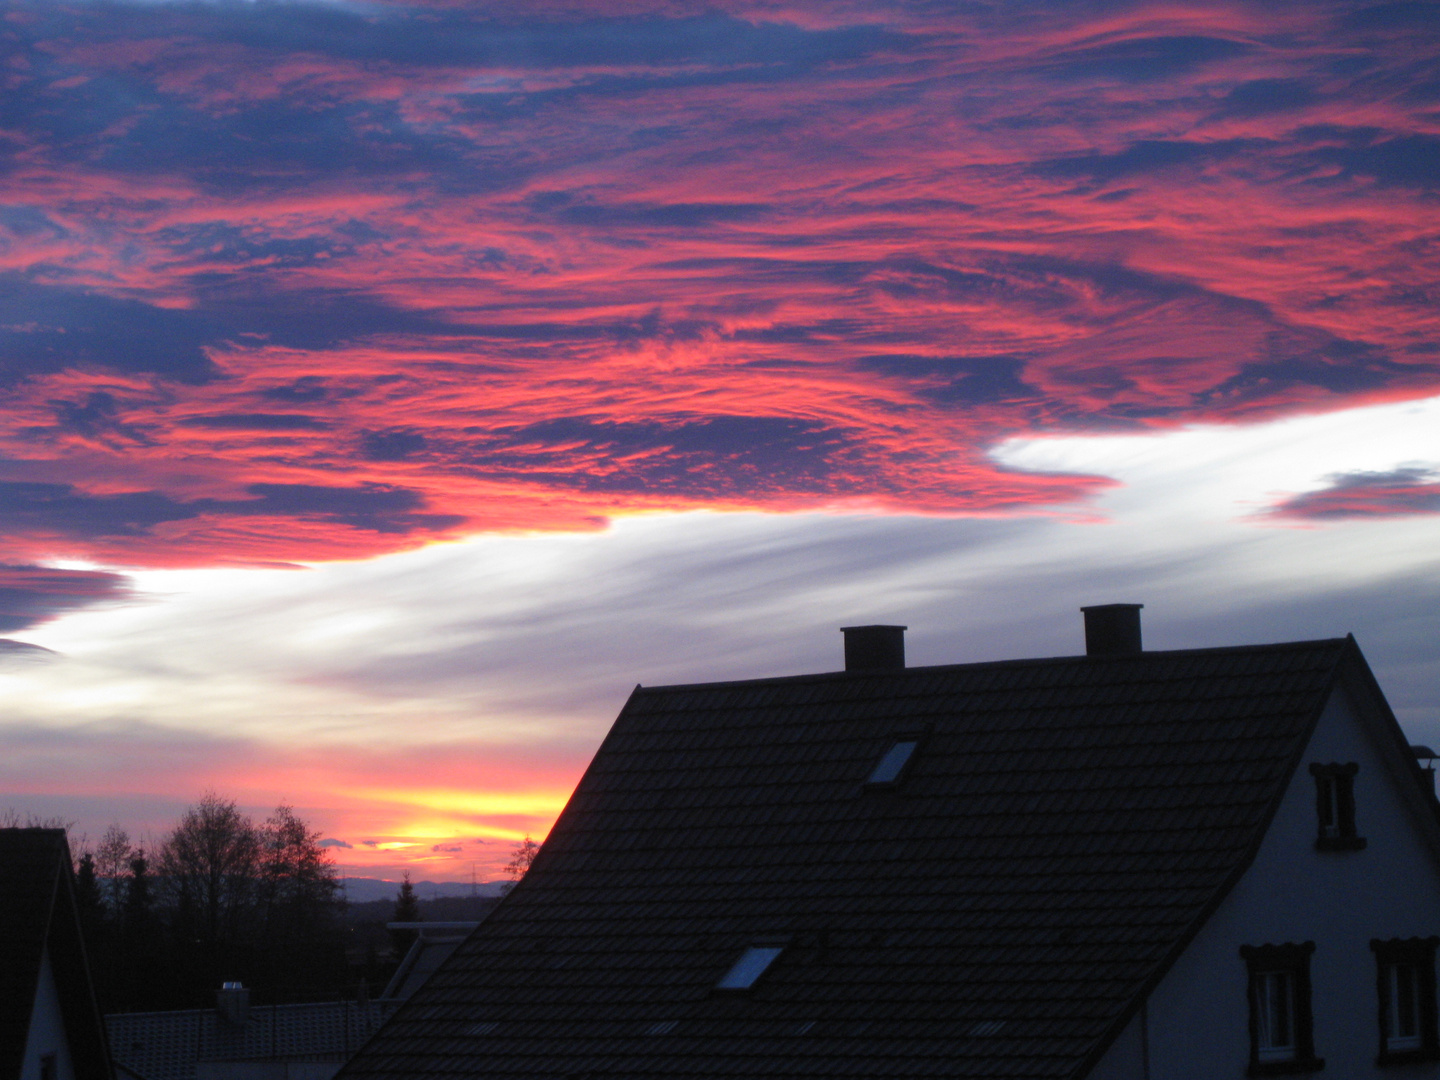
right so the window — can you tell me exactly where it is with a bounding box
[1241,942,1322,1075]
[1371,937,1440,1064]
[1309,762,1364,850]
[715,943,786,992]
[1384,963,1420,1050]
[1255,970,1297,1063]
[866,740,918,786]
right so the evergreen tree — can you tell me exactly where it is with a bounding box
[74,851,106,943]
[389,871,420,957]
[119,848,170,1010]
[124,849,154,927]
[73,851,112,1006]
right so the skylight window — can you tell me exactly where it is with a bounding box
[715,945,785,991]
[866,740,918,786]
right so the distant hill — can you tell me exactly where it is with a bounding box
[343,893,502,928]
[339,877,508,903]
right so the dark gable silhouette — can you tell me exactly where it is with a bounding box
[0,829,113,1080]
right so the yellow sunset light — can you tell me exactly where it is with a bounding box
[351,786,572,821]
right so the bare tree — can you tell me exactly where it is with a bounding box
[159,792,261,964]
[502,835,540,894]
[1,808,75,829]
[95,823,133,915]
[257,804,342,941]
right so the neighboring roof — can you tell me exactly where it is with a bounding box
[383,924,481,1001]
[0,828,112,1080]
[341,636,1400,1080]
[106,1000,400,1080]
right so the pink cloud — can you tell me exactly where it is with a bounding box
[0,0,1433,566]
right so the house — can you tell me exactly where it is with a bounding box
[105,988,400,1080]
[0,828,114,1080]
[338,605,1440,1079]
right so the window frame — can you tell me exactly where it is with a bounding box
[1371,937,1440,1065]
[1240,942,1323,1076]
[1308,762,1365,851]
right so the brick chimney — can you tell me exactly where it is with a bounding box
[841,625,907,671]
[1081,604,1143,656]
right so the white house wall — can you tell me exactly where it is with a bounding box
[1089,684,1440,1079]
[19,946,78,1080]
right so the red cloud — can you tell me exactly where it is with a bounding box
[0,1,1435,566]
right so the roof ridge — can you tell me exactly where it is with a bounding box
[634,637,1352,693]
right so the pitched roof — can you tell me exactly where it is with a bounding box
[341,636,1377,1080]
[107,1000,401,1080]
[0,828,112,1080]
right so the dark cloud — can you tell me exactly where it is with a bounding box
[261,378,332,404]
[361,430,429,462]
[48,392,155,446]
[0,276,220,384]
[1341,1,1440,30]
[101,97,514,195]
[0,482,201,538]
[1038,35,1252,82]
[1308,134,1440,190]
[533,195,769,229]
[176,414,331,431]
[235,483,464,534]
[4,6,912,194]
[1272,466,1440,520]
[0,206,69,241]
[0,480,462,540]
[0,564,132,633]
[0,277,477,386]
[1036,139,1258,185]
[1197,346,1435,406]
[1216,79,1319,117]
[856,354,1038,405]
[319,838,353,849]
[153,224,358,270]
[29,6,910,72]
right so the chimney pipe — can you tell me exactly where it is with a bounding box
[841,625,906,671]
[1081,604,1143,656]
[217,982,249,1025]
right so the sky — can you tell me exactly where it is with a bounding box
[1,0,1437,883]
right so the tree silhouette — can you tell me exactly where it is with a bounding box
[502,835,540,894]
[390,871,421,957]
[160,792,261,987]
